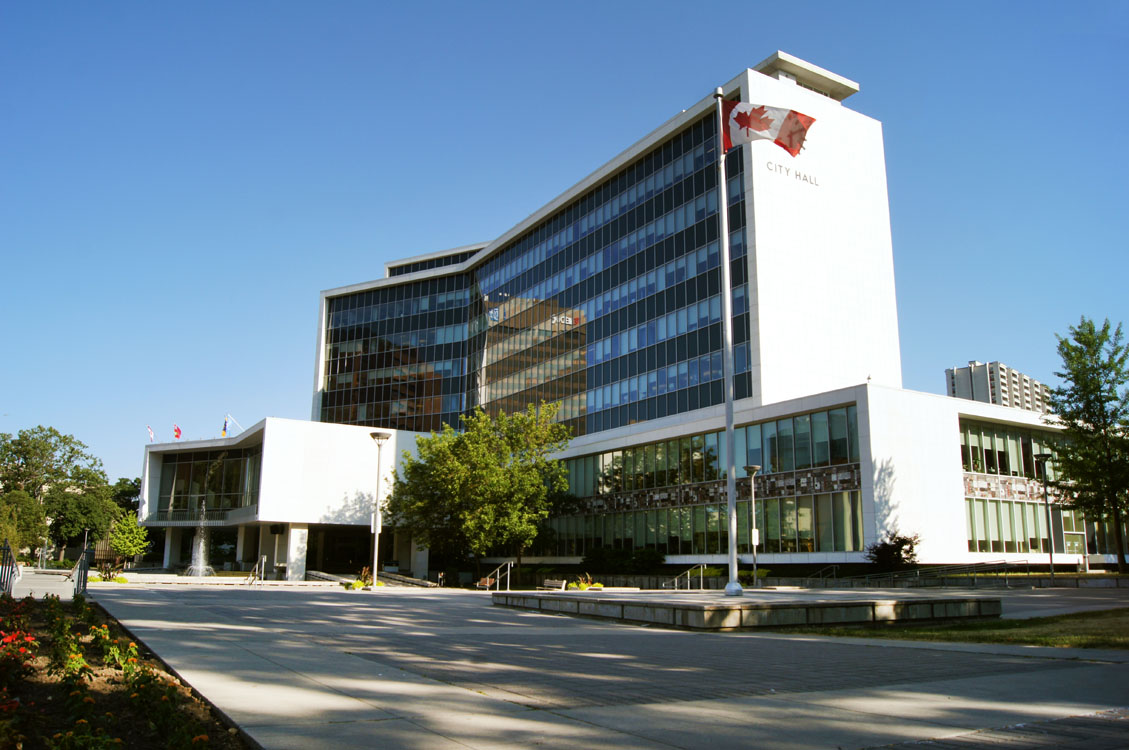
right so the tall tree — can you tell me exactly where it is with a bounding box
[44,467,120,559]
[0,489,48,552]
[111,477,142,512]
[388,403,570,574]
[1047,317,1129,573]
[0,426,103,503]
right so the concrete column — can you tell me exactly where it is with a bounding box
[235,525,246,563]
[163,527,179,568]
[286,524,309,581]
[411,542,429,582]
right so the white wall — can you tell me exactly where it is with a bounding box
[741,70,902,406]
[257,418,420,525]
[864,386,1061,564]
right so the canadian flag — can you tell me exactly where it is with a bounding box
[721,100,815,157]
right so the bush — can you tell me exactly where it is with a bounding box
[866,530,920,571]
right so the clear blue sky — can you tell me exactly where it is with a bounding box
[2,1,1126,483]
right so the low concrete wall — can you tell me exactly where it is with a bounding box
[492,592,1002,631]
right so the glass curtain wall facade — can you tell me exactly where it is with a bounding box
[548,405,864,557]
[321,113,751,440]
[155,447,262,517]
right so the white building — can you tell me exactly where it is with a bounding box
[947,361,1050,413]
[139,418,426,580]
[141,52,1125,578]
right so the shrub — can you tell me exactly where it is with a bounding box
[866,530,920,571]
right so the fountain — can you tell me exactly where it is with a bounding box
[184,501,215,577]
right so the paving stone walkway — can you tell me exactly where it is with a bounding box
[864,707,1129,749]
[80,584,1129,749]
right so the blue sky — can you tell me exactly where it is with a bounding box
[2,2,1126,483]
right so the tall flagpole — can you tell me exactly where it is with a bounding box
[715,87,742,597]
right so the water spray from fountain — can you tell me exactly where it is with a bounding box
[184,499,214,577]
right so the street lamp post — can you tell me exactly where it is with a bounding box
[745,465,761,587]
[370,431,391,585]
[1033,452,1055,587]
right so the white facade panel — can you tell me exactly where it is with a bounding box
[257,418,418,525]
[740,70,901,406]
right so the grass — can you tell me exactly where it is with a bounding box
[783,607,1129,649]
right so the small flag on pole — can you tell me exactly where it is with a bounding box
[222,416,228,438]
[147,425,155,443]
[174,424,182,440]
[721,101,815,156]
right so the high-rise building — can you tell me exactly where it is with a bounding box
[141,52,1123,579]
[946,361,1050,413]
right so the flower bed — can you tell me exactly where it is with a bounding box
[0,593,250,749]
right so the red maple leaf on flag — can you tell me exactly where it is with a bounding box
[734,106,773,135]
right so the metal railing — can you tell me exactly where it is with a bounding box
[805,564,840,583]
[72,547,94,596]
[844,560,1030,586]
[481,561,513,591]
[662,563,706,590]
[0,539,17,595]
[245,555,268,585]
[146,508,235,526]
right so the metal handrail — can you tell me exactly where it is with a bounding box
[0,539,17,595]
[245,555,268,585]
[73,547,94,596]
[844,559,1030,584]
[482,561,512,591]
[805,564,840,582]
[662,563,706,590]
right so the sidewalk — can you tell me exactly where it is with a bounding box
[88,585,1129,749]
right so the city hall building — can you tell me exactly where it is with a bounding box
[140,52,1125,579]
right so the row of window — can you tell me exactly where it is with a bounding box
[328,288,469,330]
[965,498,1085,554]
[387,249,479,277]
[325,357,467,393]
[587,351,725,414]
[532,492,864,557]
[479,127,721,296]
[328,323,468,361]
[960,419,1061,479]
[480,188,722,329]
[157,450,262,512]
[566,405,861,497]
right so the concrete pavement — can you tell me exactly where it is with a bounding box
[73,583,1129,750]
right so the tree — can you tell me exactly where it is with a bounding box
[0,426,104,504]
[111,477,141,512]
[388,403,571,574]
[110,511,149,559]
[43,468,120,559]
[0,489,48,552]
[1047,316,1129,573]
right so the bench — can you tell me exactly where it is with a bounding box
[474,577,495,590]
[537,578,568,591]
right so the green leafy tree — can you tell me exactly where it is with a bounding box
[111,477,141,512]
[0,426,103,504]
[0,489,48,552]
[110,511,149,559]
[1047,316,1129,573]
[44,468,120,559]
[388,403,570,574]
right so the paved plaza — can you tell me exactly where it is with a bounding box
[15,572,1129,749]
